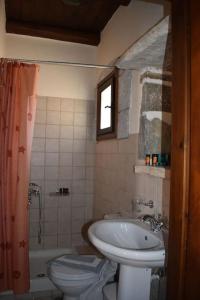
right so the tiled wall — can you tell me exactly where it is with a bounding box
[29,96,95,250]
[94,135,170,220]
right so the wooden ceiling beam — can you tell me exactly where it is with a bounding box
[119,0,131,6]
[6,20,100,46]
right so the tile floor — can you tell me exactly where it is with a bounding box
[0,289,63,300]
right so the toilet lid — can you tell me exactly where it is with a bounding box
[50,263,99,281]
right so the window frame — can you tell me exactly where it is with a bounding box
[96,69,118,140]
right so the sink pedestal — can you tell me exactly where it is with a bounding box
[118,265,151,300]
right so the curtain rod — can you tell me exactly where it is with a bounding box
[2,57,135,70]
[3,58,113,69]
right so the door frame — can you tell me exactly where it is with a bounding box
[167,0,200,298]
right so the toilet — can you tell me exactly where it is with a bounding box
[48,254,117,300]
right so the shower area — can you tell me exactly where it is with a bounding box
[28,94,96,291]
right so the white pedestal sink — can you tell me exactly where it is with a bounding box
[88,219,165,300]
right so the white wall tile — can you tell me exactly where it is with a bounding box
[46,153,59,166]
[86,154,95,166]
[45,166,59,180]
[59,166,73,180]
[72,219,85,234]
[73,153,86,166]
[60,153,73,166]
[46,139,59,152]
[31,166,45,180]
[75,99,88,113]
[47,111,60,124]
[85,205,93,221]
[37,96,47,110]
[74,113,87,126]
[87,100,95,114]
[72,180,86,194]
[61,98,74,112]
[44,207,58,222]
[73,167,86,180]
[47,98,61,111]
[86,126,96,140]
[58,207,71,222]
[61,112,74,125]
[87,114,95,127]
[58,235,71,248]
[86,180,94,194]
[32,138,45,152]
[60,126,73,139]
[74,126,87,139]
[44,236,58,249]
[86,141,95,153]
[73,140,86,153]
[58,220,71,235]
[44,196,58,208]
[44,222,58,235]
[72,207,85,220]
[45,180,58,194]
[46,125,60,138]
[31,152,45,166]
[72,194,86,207]
[34,124,46,138]
[58,195,71,208]
[86,167,94,180]
[60,139,73,152]
[35,110,46,124]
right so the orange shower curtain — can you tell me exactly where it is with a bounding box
[0,59,39,294]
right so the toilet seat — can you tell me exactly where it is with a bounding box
[50,262,99,281]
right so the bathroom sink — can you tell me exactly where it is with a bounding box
[88,219,165,268]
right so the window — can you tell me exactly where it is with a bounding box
[96,69,118,140]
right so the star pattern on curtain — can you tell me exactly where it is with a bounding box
[19,240,26,248]
[13,271,21,279]
[18,146,26,153]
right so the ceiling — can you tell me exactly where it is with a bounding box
[5,0,131,46]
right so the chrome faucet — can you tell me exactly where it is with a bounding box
[141,215,164,232]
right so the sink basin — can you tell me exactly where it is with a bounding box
[88,219,165,268]
[88,219,166,300]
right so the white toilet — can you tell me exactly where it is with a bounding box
[49,262,99,300]
[48,254,117,300]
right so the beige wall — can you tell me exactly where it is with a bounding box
[0,0,5,56]
[97,0,170,65]
[5,34,97,99]
[95,136,170,219]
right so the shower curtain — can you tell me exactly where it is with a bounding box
[0,59,39,294]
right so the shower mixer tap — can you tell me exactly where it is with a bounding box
[28,182,43,244]
[28,182,40,205]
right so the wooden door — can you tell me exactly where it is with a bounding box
[167,0,200,299]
